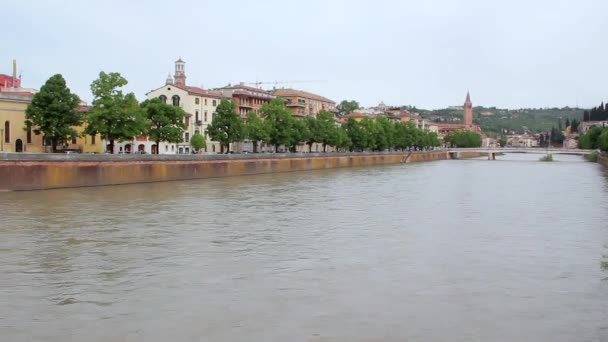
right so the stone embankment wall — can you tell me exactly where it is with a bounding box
[598,152,608,168]
[0,151,476,191]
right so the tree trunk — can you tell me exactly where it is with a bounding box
[308,142,313,152]
[51,139,57,153]
[156,140,160,154]
[275,144,279,153]
[323,143,327,152]
[225,143,230,154]
[253,140,258,153]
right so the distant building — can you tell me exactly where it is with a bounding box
[215,83,275,117]
[434,92,481,138]
[272,88,336,118]
[580,120,608,133]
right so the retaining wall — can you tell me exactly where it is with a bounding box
[0,151,467,191]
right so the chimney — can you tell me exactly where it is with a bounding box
[12,59,17,87]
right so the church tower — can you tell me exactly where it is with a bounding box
[174,58,186,87]
[464,91,473,126]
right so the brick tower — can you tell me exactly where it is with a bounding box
[464,91,473,126]
[174,58,186,87]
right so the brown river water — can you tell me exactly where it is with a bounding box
[1,154,607,341]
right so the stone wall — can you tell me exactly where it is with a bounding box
[0,151,465,191]
[598,152,608,168]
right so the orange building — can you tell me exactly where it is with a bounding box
[272,88,336,118]
[215,83,275,117]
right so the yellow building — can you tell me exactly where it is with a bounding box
[0,92,101,153]
[272,88,336,118]
[0,92,43,152]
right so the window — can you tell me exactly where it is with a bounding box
[159,95,167,103]
[171,145,175,152]
[195,110,199,122]
[212,100,217,106]
[165,145,168,152]
[185,132,190,142]
[172,95,180,106]
[204,111,208,122]
[91,134,96,145]
[4,121,9,143]
[195,98,200,105]
[185,116,190,127]
[204,99,207,106]
[26,125,32,144]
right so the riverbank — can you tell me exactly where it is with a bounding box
[0,151,481,191]
[598,152,608,168]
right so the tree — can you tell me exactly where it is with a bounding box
[206,99,243,153]
[260,97,295,152]
[84,72,147,153]
[190,132,206,152]
[315,110,337,152]
[25,74,82,152]
[565,118,570,129]
[243,111,269,153]
[336,100,359,117]
[304,116,319,152]
[289,118,308,152]
[444,130,482,147]
[140,98,187,154]
[343,117,366,151]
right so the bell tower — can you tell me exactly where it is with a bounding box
[464,91,473,126]
[174,57,186,87]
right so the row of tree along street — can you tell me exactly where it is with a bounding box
[579,126,608,152]
[25,72,480,154]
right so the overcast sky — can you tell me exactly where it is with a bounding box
[4,0,608,109]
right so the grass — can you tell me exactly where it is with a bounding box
[586,151,598,162]
[539,154,554,162]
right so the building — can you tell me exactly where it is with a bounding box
[142,58,228,154]
[0,92,42,152]
[433,92,481,138]
[215,83,275,118]
[464,91,473,126]
[0,60,21,92]
[272,88,336,118]
[580,120,608,133]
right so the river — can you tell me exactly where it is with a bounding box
[1,154,607,341]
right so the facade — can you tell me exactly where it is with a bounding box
[139,58,228,154]
[0,92,42,153]
[463,91,473,126]
[580,120,608,133]
[272,88,336,118]
[0,60,21,92]
[434,92,481,138]
[215,83,275,117]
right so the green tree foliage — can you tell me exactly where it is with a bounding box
[25,74,82,152]
[343,117,367,151]
[243,111,269,153]
[336,100,359,117]
[342,117,439,152]
[314,110,337,152]
[84,72,147,153]
[260,97,295,152]
[206,99,243,153]
[443,130,483,147]
[332,127,352,152]
[289,118,309,152]
[586,101,608,121]
[140,98,187,154]
[579,127,602,149]
[304,116,319,152]
[190,132,206,152]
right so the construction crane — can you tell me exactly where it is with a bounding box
[241,80,326,89]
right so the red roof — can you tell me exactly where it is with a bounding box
[185,86,227,99]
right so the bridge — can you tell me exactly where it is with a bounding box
[445,147,595,160]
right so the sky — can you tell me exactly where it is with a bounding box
[4,0,608,109]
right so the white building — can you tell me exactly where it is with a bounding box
[114,58,228,154]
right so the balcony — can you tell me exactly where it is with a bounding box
[286,102,305,107]
[239,102,254,109]
[196,120,203,126]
